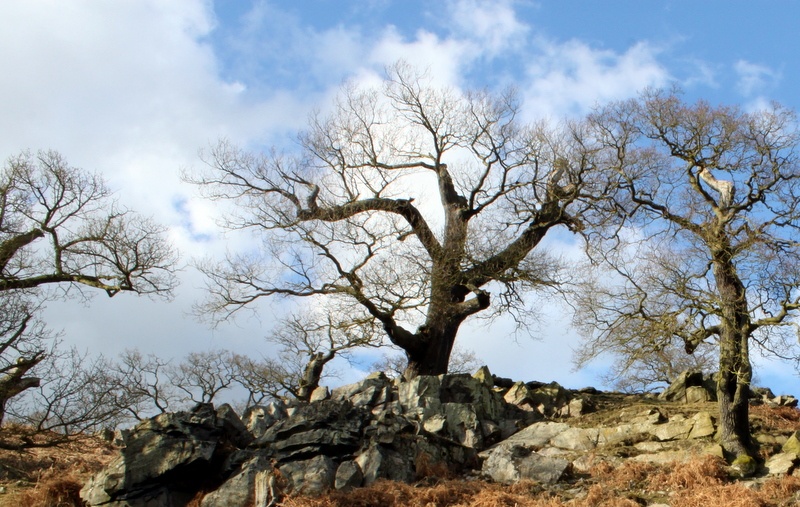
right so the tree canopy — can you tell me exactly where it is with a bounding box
[190,64,605,378]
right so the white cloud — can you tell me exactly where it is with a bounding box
[447,0,529,56]
[521,40,669,119]
[734,59,779,97]
[367,27,473,87]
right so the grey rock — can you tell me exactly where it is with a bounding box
[242,402,287,439]
[279,455,337,496]
[472,365,493,388]
[482,442,570,484]
[650,416,692,441]
[356,443,415,485]
[504,382,536,411]
[217,403,254,448]
[659,370,716,403]
[765,453,799,475]
[550,427,601,451]
[81,404,245,506]
[331,373,392,410]
[334,460,364,491]
[310,386,331,402]
[687,411,716,439]
[201,455,271,507]
[685,385,713,403]
[256,399,369,460]
[500,421,571,448]
[783,432,800,454]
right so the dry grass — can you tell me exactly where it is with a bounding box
[648,454,728,490]
[0,430,116,506]
[750,405,800,433]
[15,479,85,507]
[281,456,800,507]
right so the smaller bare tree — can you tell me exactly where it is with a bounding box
[592,338,718,394]
[0,149,178,436]
[170,350,236,405]
[0,295,51,426]
[230,306,384,403]
[106,349,180,422]
[4,348,127,447]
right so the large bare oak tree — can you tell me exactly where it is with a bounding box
[190,64,600,378]
[573,91,800,459]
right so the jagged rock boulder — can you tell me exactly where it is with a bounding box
[502,380,589,419]
[334,460,363,491]
[200,455,271,507]
[397,372,519,449]
[279,455,338,495]
[255,399,370,460]
[81,404,253,507]
[481,442,571,484]
[331,371,393,410]
[765,452,800,475]
[242,402,287,440]
[659,370,716,403]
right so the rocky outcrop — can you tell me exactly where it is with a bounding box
[80,403,253,507]
[82,367,794,506]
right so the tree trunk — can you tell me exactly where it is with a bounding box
[712,251,753,458]
[296,351,334,401]
[402,322,459,379]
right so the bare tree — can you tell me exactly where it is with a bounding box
[229,353,287,406]
[0,294,51,425]
[0,150,178,435]
[106,349,180,421]
[591,336,718,394]
[573,90,800,459]
[230,308,382,403]
[4,348,127,447]
[0,150,178,297]
[170,350,237,405]
[189,63,602,379]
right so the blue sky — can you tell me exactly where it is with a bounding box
[0,1,798,395]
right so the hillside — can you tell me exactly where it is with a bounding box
[2,374,800,507]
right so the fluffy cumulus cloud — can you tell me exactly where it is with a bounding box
[521,40,669,119]
[0,0,314,251]
[447,0,529,56]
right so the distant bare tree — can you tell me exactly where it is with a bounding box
[4,348,126,447]
[170,350,236,405]
[594,338,718,393]
[0,295,50,425]
[189,63,603,379]
[231,307,383,403]
[106,349,179,421]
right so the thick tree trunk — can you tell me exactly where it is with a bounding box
[712,251,753,458]
[402,322,460,379]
